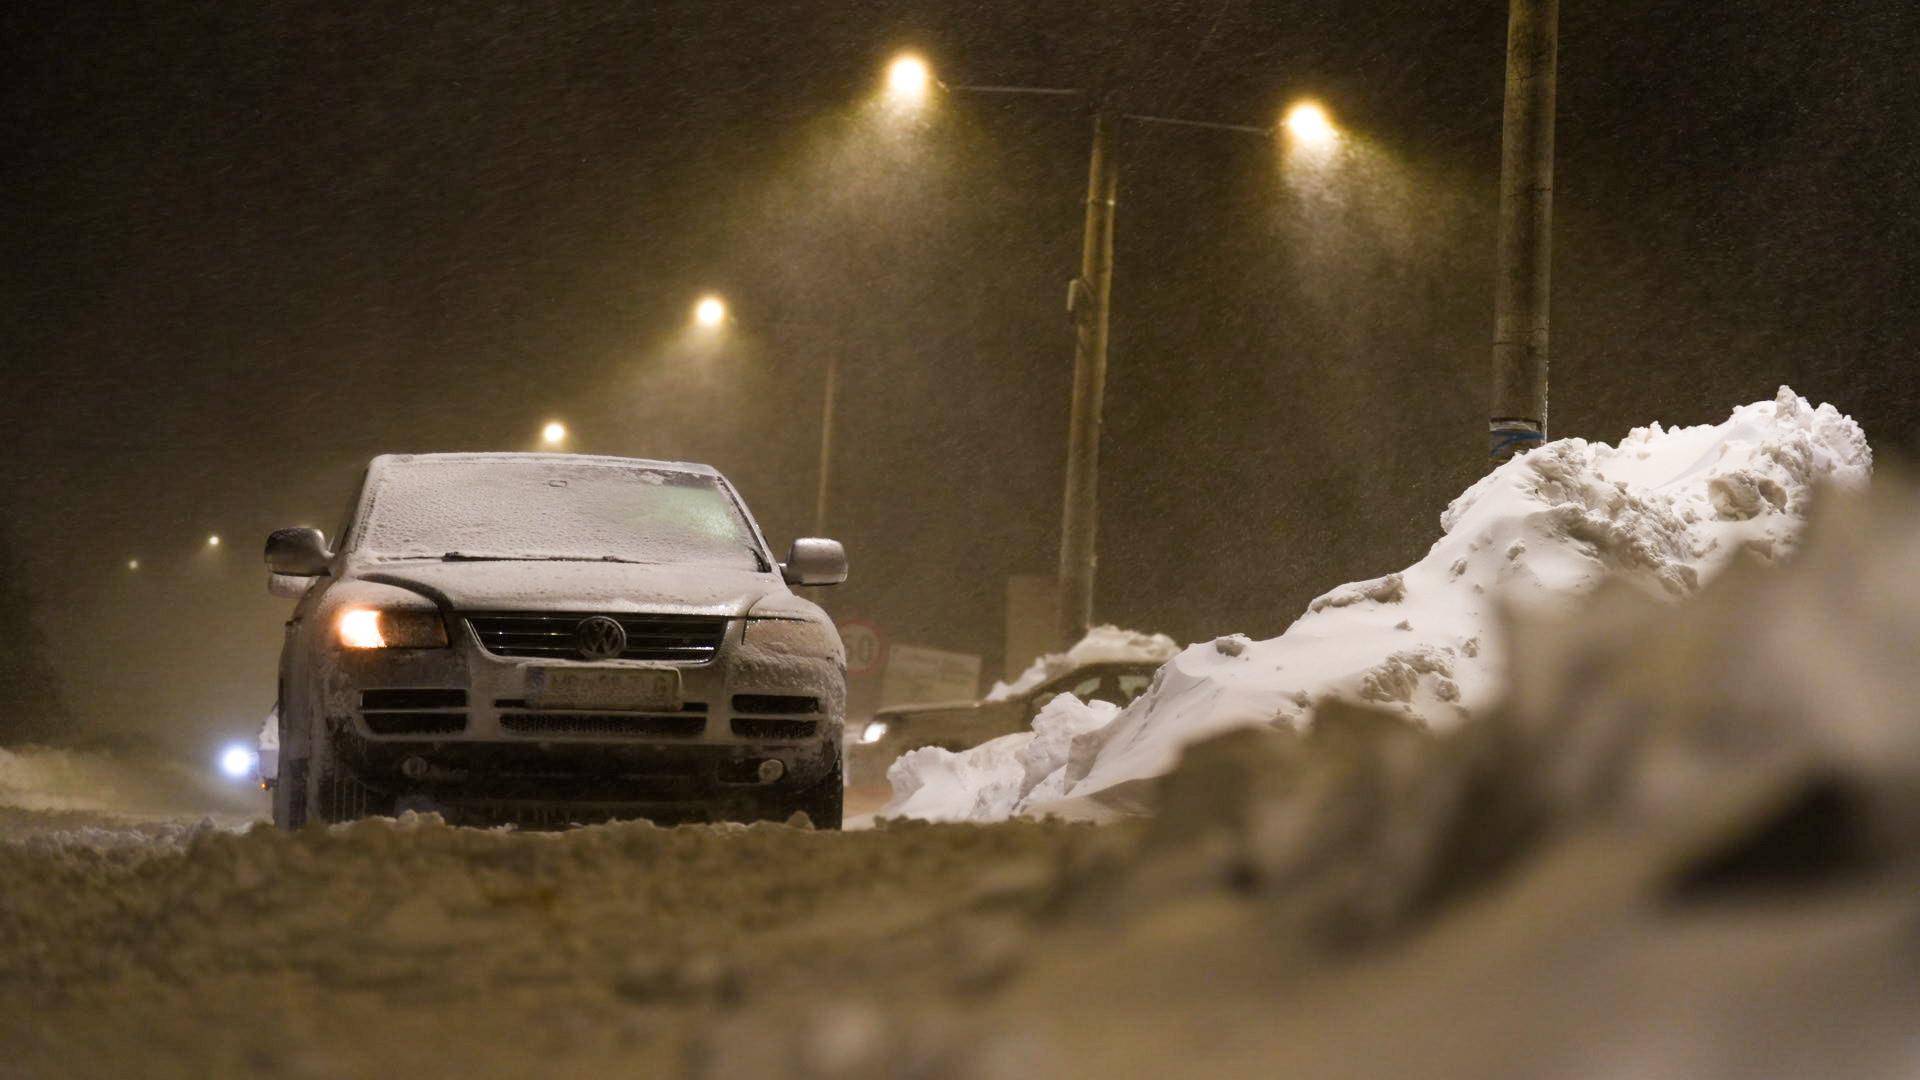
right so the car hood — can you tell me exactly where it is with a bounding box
[353,558,788,617]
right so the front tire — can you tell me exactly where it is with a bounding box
[311,740,393,824]
[791,756,844,830]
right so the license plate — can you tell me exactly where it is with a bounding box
[525,667,681,711]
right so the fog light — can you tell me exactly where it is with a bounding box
[757,759,785,783]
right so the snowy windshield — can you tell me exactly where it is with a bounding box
[356,459,763,569]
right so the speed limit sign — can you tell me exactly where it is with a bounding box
[838,620,882,675]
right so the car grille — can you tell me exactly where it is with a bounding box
[730,717,818,740]
[361,689,467,735]
[466,613,729,662]
[731,694,820,715]
[498,712,709,738]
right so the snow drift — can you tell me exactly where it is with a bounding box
[884,389,1872,822]
[985,626,1180,702]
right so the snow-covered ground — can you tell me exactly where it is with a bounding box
[885,389,1872,822]
[0,802,1098,1078]
[1,434,1914,1078]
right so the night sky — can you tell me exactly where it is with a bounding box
[4,1,1916,751]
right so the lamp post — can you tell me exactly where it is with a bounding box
[690,293,840,538]
[886,54,1336,644]
[1489,0,1559,463]
[1057,105,1117,648]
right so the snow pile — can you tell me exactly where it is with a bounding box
[883,697,1121,823]
[885,389,1872,822]
[986,625,1181,702]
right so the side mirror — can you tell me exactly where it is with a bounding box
[265,527,332,577]
[779,538,847,587]
[267,572,318,600]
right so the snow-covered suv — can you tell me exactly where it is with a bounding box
[264,453,848,829]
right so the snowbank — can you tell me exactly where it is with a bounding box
[986,626,1180,702]
[883,697,1120,823]
[885,389,1872,822]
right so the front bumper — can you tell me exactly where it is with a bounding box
[313,614,844,819]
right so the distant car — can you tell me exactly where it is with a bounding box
[265,452,848,829]
[848,661,1160,783]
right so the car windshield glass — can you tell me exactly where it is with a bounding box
[357,459,762,569]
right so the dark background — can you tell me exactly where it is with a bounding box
[3,1,1914,752]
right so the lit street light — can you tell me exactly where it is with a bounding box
[207,535,221,548]
[1283,101,1338,146]
[885,54,931,106]
[882,54,1334,644]
[690,294,841,539]
[541,420,568,446]
[693,294,729,328]
[127,558,140,571]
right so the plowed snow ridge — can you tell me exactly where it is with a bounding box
[884,388,1872,822]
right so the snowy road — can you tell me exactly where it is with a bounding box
[0,746,1104,1078]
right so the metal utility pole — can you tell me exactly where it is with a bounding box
[813,342,839,537]
[1489,0,1560,463]
[930,72,1274,646]
[1057,106,1118,646]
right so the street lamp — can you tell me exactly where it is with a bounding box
[693,294,729,329]
[541,420,567,446]
[206,534,221,548]
[886,54,931,106]
[691,293,841,538]
[1282,101,1338,146]
[884,55,1328,645]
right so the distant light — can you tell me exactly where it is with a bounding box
[693,295,728,328]
[541,421,567,446]
[860,720,888,745]
[206,535,221,548]
[127,559,140,571]
[219,744,256,779]
[1283,101,1337,145]
[886,54,931,105]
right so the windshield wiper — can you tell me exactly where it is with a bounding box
[438,552,650,565]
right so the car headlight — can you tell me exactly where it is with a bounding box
[860,721,888,744]
[336,608,449,649]
[744,617,840,658]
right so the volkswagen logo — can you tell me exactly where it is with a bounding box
[573,616,627,661]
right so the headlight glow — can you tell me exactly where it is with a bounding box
[336,608,449,649]
[860,721,888,745]
[338,608,386,648]
[219,744,256,779]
